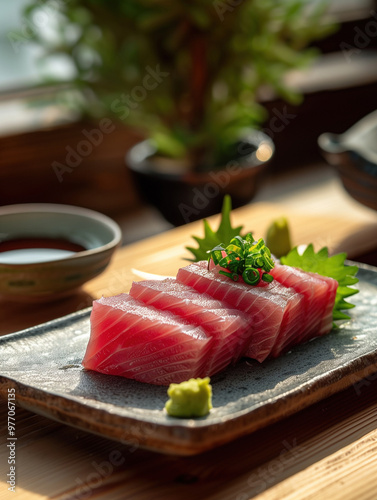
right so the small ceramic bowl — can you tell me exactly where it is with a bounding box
[0,204,122,302]
[318,110,377,211]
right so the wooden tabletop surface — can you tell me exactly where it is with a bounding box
[1,170,377,499]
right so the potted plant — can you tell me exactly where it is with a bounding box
[24,0,333,225]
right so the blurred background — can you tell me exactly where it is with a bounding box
[1,0,377,243]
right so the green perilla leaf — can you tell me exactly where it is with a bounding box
[185,195,244,262]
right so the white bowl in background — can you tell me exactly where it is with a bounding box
[0,203,122,302]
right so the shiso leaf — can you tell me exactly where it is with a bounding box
[186,195,244,262]
[280,244,359,324]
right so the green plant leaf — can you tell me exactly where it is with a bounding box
[280,244,359,324]
[186,195,244,261]
[22,0,337,170]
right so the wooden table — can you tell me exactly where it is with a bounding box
[1,174,377,499]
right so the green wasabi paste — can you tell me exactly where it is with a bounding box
[266,216,292,258]
[165,377,212,418]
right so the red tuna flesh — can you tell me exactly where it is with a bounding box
[130,278,251,375]
[271,264,338,355]
[82,294,211,385]
[176,262,304,362]
[313,273,338,335]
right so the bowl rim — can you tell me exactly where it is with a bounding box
[0,203,122,268]
[126,133,275,179]
[318,109,377,165]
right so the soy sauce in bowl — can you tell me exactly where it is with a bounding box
[0,203,122,301]
[0,238,87,264]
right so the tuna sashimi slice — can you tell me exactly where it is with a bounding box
[314,273,338,335]
[82,294,212,385]
[130,278,251,376]
[176,262,304,362]
[271,264,338,355]
[270,264,328,354]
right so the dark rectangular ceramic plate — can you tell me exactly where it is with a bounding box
[1,263,377,456]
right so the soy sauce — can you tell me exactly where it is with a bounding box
[0,238,87,264]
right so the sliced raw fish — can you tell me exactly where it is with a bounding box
[130,278,251,375]
[176,262,304,362]
[83,259,340,385]
[271,264,338,354]
[82,294,211,385]
[310,273,338,335]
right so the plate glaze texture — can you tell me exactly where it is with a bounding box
[0,264,376,455]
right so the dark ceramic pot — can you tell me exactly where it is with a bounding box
[126,131,274,226]
[318,110,377,212]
